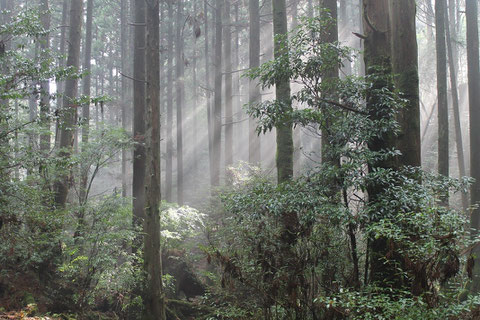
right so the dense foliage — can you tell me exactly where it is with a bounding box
[202,16,478,319]
[1,4,480,320]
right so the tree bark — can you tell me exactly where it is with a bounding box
[144,0,166,318]
[54,0,84,207]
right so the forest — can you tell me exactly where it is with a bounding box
[2,0,480,319]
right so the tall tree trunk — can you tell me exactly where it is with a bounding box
[233,3,242,161]
[339,0,352,76]
[133,0,146,233]
[176,0,185,203]
[80,0,94,205]
[192,0,198,186]
[224,0,233,176]
[144,0,166,318]
[272,3,299,316]
[54,0,84,207]
[204,0,215,189]
[291,0,298,29]
[121,0,128,197]
[466,0,480,292]
[212,0,223,186]
[448,0,458,73]
[249,0,261,165]
[435,0,449,202]
[363,0,396,286]
[166,1,173,202]
[39,0,50,156]
[389,0,424,295]
[445,2,467,210]
[319,0,347,294]
[55,0,69,148]
[28,72,37,167]
[320,0,339,165]
[389,0,421,168]
[272,0,293,183]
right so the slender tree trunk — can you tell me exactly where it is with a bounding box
[466,0,480,292]
[144,0,166,318]
[224,0,233,176]
[121,0,128,197]
[339,0,352,77]
[272,0,293,183]
[291,0,298,29]
[448,0,458,73]
[28,75,37,165]
[212,0,223,186]
[233,3,241,161]
[176,0,185,204]
[319,0,344,295]
[54,0,84,207]
[436,0,449,201]
[133,0,146,232]
[166,1,173,202]
[55,0,69,148]
[205,0,215,189]
[425,0,434,44]
[80,0,94,204]
[39,0,50,156]
[389,0,421,168]
[192,0,198,186]
[319,0,339,165]
[249,0,261,165]
[445,3,467,210]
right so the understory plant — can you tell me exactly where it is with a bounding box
[204,15,476,320]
